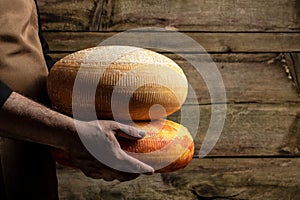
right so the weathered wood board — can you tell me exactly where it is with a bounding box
[43,32,300,53]
[37,0,300,32]
[170,103,300,157]
[179,57,299,104]
[57,158,300,200]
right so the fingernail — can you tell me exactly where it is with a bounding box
[144,167,155,175]
[138,129,146,138]
[144,171,154,175]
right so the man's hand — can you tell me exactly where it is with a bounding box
[64,120,154,181]
[0,92,154,181]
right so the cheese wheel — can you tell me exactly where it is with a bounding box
[51,119,194,173]
[47,46,188,120]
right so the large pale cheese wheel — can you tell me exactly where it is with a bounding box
[51,119,194,173]
[47,46,188,120]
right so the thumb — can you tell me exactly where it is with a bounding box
[114,122,146,140]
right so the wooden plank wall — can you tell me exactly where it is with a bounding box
[37,0,300,199]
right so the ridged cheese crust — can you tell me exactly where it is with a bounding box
[51,120,194,173]
[118,119,194,173]
[47,46,188,120]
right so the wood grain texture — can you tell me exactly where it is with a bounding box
[37,0,95,31]
[57,158,300,200]
[169,103,300,156]
[43,31,300,53]
[110,0,300,32]
[179,58,299,104]
[37,0,300,32]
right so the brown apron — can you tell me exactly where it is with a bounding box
[0,0,58,199]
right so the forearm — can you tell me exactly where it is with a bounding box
[0,92,77,149]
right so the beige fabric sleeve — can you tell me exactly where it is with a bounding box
[0,0,48,99]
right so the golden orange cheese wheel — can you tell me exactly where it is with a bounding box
[47,46,188,120]
[51,120,194,173]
